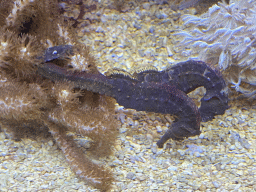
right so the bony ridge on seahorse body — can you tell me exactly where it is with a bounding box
[38,45,229,148]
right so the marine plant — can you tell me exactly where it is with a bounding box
[0,0,118,191]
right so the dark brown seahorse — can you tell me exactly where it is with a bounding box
[38,45,228,148]
[135,60,229,122]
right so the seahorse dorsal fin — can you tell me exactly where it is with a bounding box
[105,68,136,80]
[132,66,159,74]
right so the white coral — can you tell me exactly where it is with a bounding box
[175,0,256,98]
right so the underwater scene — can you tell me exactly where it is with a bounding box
[0,0,255,191]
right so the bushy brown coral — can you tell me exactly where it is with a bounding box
[0,0,118,191]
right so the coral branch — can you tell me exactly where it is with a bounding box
[0,80,48,121]
[48,81,118,157]
[46,121,113,191]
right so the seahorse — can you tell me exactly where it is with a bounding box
[38,45,228,147]
[136,60,229,122]
[38,62,201,147]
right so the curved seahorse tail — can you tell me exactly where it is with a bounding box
[166,60,229,121]
[157,121,201,148]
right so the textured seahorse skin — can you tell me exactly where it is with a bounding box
[111,79,200,121]
[137,60,229,122]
